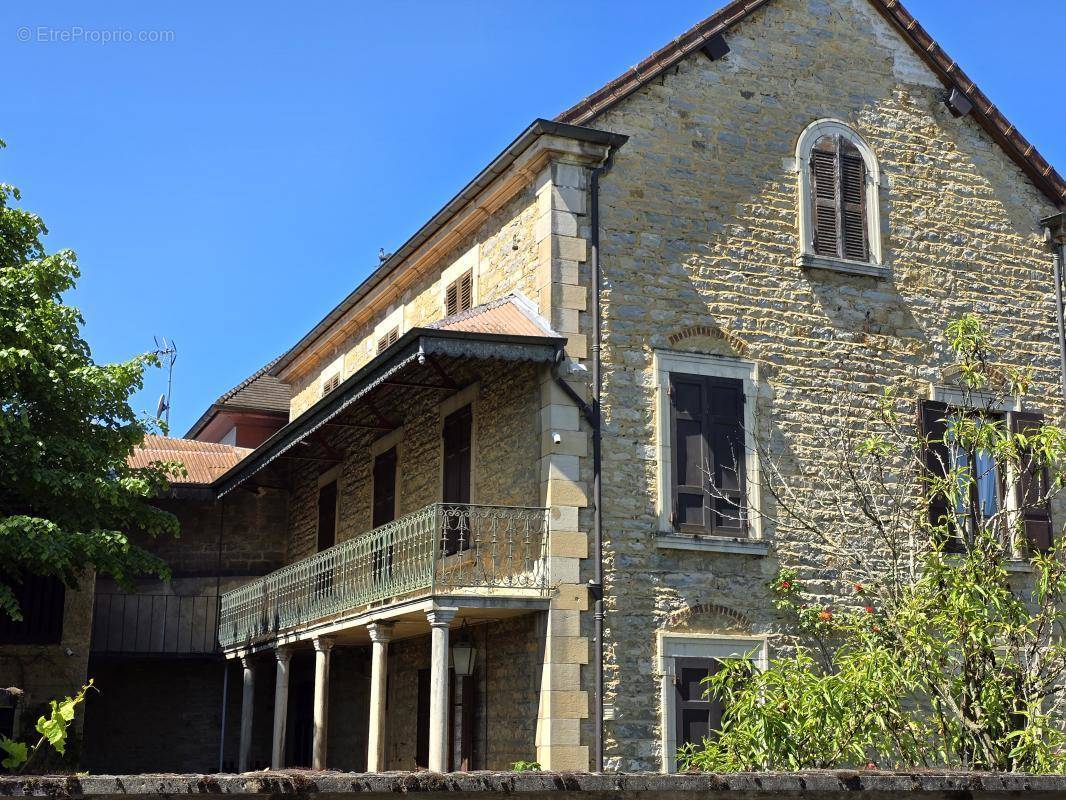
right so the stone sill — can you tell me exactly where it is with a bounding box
[656,533,771,556]
[4,771,1066,797]
[797,252,891,279]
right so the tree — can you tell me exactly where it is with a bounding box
[680,315,1066,773]
[0,148,179,620]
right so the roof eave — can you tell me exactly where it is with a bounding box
[269,119,626,379]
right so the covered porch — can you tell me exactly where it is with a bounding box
[215,303,589,771]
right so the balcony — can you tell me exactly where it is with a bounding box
[218,503,549,650]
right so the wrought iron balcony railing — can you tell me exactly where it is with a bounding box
[92,593,220,655]
[218,503,549,650]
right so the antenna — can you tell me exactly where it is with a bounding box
[150,337,178,429]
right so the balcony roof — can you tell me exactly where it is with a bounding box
[213,324,565,497]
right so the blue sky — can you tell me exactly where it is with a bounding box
[2,1,1063,436]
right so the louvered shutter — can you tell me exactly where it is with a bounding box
[1011,411,1053,552]
[459,270,473,312]
[445,281,459,316]
[810,140,839,258]
[671,375,710,532]
[707,377,747,534]
[919,400,962,552]
[840,142,868,261]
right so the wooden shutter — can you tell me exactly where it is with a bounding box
[919,400,962,552]
[442,405,473,554]
[840,141,868,261]
[810,138,840,258]
[322,372,340,396]
[445,271,474,317]
[377,327,399,354]
[1011,411,1053,552]
[670,374,746,536]
[317,480,338,551]
[372,448,397,528]
[674,658,725,755]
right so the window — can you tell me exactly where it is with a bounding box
[654,351,763,550]
[0,574,65,645]
[920,400,1052,553]
[441,404,473,555]
[321,371,340,397]
[444,270,473,317]
[317,479,338,552]
[669,374,746,536]
[371,447,397,581]
[658,633,765,772]
[376,327,399,354]
[795,119,884,276]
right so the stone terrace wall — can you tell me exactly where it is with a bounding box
[4,771,1066,798]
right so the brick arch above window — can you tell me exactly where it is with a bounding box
[662,602,754,634]
[795,119,886,278]
[666,324,749,356]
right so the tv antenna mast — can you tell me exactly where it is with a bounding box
[151,337,178,429]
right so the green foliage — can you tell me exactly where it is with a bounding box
[681,316,1066,773]
[0,681,94,773]
[0,142,181,619]
[510,760,542,772]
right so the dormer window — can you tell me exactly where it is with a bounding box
[795,119,885,278]
[445,270,473,316]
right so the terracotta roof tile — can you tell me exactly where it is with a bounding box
[427,293,560,339]
[129,435,252,485]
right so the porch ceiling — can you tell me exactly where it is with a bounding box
[214,328,564,497]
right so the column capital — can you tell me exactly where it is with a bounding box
[367,621,395,644]
[312,636,335,653]
[275,646,294,665]
[240,654,255,670]
[426,607,458,628]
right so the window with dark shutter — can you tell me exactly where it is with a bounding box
[372,447,397,581]
[321,372,340,397]
[0,574,65,645]
[1011,412,1053,552]
[674,658,725,758]
[669,374,747,537]
[445,270,474,317]
[442,405,473,554]
[376,327,399,354]
[810,135,868,262]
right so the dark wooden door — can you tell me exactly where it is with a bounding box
[674,658,724,758]
[441,405,472,554]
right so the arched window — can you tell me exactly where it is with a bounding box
[795,120,883,275]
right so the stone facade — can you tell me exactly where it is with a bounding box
[569,0,1066,772]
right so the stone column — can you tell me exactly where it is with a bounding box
[366,622,394,772]
[271,647,293,769]
[312,636,334,770]
[238,655,255,772]
[426,608,457,772]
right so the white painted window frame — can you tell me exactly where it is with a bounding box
[795,118,886,278]
[653,350,764,548]
[657,632,768,773]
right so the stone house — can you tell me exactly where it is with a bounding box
[5,0,1066,776]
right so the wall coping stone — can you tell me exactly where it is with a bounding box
[2,771,1066,798]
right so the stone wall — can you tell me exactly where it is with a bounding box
[287,186,543,421]
[579,0,1065,772]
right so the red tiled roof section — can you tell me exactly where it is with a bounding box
[129,435,253,485]
[555,0,1066,209]
[429,294,559,338]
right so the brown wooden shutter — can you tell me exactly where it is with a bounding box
[919,400,962,551]
[377,327,399,354]
[670,375,711,532]
[840,141,868,261]
[317,480,338,552]
[445,281,459,316]
[442,405,473,554]
[674,658,725,755]
[459,270,473,312]
[1011,411,1053,552]
[810,139,840,258]
[707,377,747,535]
